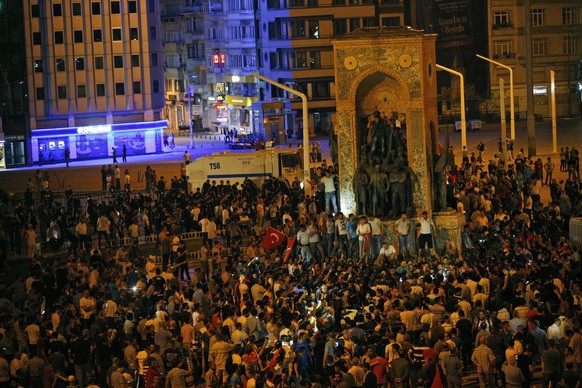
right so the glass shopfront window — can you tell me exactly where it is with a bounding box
[38,137,70,163]
[75,134,108,159]
[114,131,147,156]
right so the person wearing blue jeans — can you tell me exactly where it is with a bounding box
[320,169,338,214]
[369,216,383,259]
[394,213,412,258]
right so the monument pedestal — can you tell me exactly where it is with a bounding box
[380,211,465,256]
[333,27,439,216]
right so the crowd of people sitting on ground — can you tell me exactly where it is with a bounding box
[0,142,580,388]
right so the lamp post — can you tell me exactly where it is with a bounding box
[436,64,466,150]
[476,54,516,140]
[550,70,557,153]
[251,72,311,191]
[499,78,508,163]
[188,84,195,149]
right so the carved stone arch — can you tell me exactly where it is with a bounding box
[347,65,411,109]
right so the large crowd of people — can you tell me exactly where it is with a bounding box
[0,142,580,388]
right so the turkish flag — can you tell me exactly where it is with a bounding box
[244,349,259,364]
[283,237,296,263]
[262,227,286,249]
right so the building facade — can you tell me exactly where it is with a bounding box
[161,0,207,131]
[488,0,582,117]
[257,0,404,138]
[22,0,167,165]
[0,0,29,168]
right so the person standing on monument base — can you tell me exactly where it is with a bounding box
[417,211,436,257]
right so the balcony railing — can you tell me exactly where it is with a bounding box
[492,52,515,59]
[493,22,514,30]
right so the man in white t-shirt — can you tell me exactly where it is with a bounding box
[417,211,436,257]
[199,217,210,245]
[356,216,372,261]
[376,242,397,266]
[207,218,217,247]
[369,216,383,259]
[319,169,338,214]
[394,213,412,258]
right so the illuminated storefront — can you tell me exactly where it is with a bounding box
[0,134,5,169]
[29,120,167,164]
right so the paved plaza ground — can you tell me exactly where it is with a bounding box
[0,117,580,198]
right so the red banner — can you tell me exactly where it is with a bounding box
[262,227,286,249]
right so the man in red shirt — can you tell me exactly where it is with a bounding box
[369,349,389,387]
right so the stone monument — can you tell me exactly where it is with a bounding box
[333,26,465,251]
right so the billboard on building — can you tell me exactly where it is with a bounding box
[433,0,472,49]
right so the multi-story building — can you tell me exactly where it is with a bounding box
[203,0,260,138]
[22,0,167,165]
[488,0,582,117]
[161,0,206,131]
[257,0,405,138]
[0,0,29,168]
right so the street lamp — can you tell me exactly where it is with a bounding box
[550,70,570,153]
[188,85,195,149]
[436,64,466,150]
[499,78,509,163]
[251,72,311,192]
[476,54,516,140]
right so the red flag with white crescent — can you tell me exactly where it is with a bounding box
[262,227,286,249]
[244,349,259,364]
[283,237,296,263]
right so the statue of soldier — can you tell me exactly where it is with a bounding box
[433,135,451,211]
[369,165,384,217]
[368,111,387,157]
[329,124,338,165]
[354,165,370,215]
[390,164,407,217]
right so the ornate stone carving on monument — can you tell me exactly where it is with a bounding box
[333,26,438,217]
[333,26,463,251]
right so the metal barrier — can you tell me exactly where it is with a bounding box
[112,229,225,247]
